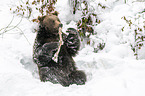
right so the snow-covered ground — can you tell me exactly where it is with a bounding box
[0,0,145,96]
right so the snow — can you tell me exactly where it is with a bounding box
[0,0,145,96]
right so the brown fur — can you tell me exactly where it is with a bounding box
[38,15,61,34]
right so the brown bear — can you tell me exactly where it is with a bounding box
[33,13,86,87]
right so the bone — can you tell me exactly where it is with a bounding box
[52,27,63,62]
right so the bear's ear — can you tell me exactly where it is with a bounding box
[38,16,46,22]
[52,11,59,16]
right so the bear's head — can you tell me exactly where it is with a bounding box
[38,12,62,34]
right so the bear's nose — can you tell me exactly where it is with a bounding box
[59,24,63,28]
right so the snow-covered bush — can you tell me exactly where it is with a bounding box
[121,10,145,59]
[10,0,57,21]
[69,0,108,52]
[76,1,97,40]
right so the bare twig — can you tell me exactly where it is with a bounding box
[0,16,31,45]
[16,26,31,45]
[3,16,23,34]
[1,15,14,37]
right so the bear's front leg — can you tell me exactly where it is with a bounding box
[33,42,59,67]
[64,28,80,56]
